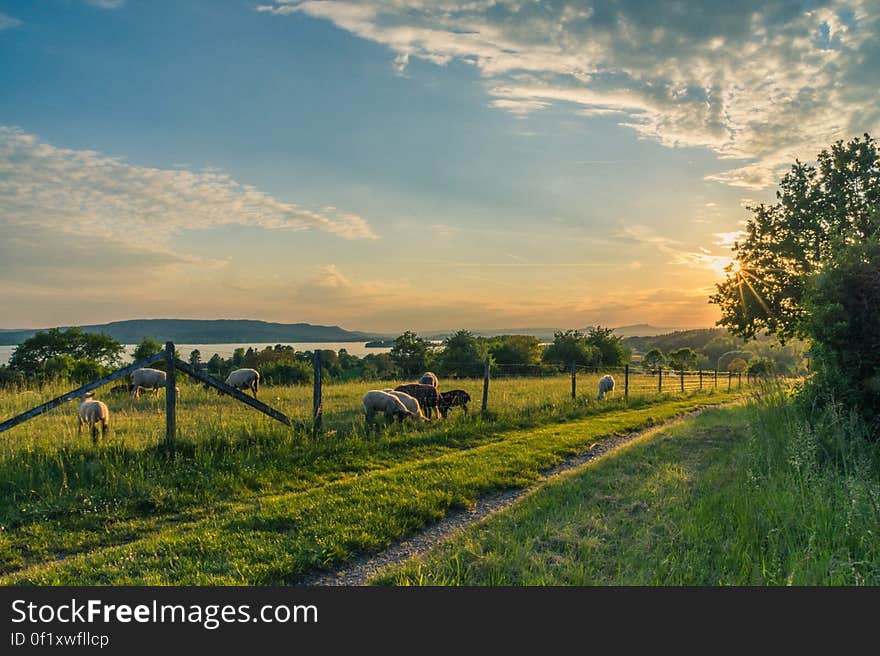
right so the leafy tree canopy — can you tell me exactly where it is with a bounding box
[585,326,628,367]
[437,329,488,377]
[667,347,699,371]
[711,134,880,343]
[9,328,124,376]
[390,331,432,376]
[132,337,163,362]
[642,348,665,372]
[542,330,598,367]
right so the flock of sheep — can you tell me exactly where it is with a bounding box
[362,372,473,425]
[362,372,614,426]
[74,364,615,441]
[75,367,260,442]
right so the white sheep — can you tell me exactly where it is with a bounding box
[78,393,109,442]
[130,368,173,398]
[596,374,615,400]
[225,368,260,397]
[383,389,428,422]
[363,390,413,424]
[418,371,439,388]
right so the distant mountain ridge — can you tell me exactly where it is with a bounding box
[0,319,383,346]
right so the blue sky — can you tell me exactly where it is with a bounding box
[1,1,877,332]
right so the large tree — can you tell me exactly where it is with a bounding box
[8,327,124,376]
[390,331,432,376]
[710,134,880,343]
[542,330,598,367]
[488,335,543,373]
[437,330,488,377]
[585,326,628,367]
[132,336,163,362]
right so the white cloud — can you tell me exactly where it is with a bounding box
[0,126,379,250]
[0,12,22,30]
[259,0,880,189]
[84,0,125,9]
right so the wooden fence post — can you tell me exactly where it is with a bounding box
[699,368,703,390]
[658,366,663,393]
[738,372,742,389]
[165,341,176,450]
[680,368,684,393]
[714,368,718,388]
[481,358,490,414]
[728,371,732,391]
[624,364,629,401]
[313,350,323,435]
[570,362,576,400]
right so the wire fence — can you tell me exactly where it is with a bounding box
[0,346,760,447]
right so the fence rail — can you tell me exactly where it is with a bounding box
[0,347,759,445]
[0,343,292,445]
[0,351,166,435]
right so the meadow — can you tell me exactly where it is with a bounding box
[0,373,743,584]
[373,386,880,586]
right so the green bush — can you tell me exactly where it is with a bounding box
[803,238,880,429]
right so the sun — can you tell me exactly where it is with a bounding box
[730,260,742,274]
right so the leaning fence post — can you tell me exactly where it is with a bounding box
[312,350,323,435]
[658,366,663,393]
[165,341,176,450]
[624,364,629,401]
[481,358,490,414]
[570,362,576,400]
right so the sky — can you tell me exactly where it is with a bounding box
[1,0,878,333]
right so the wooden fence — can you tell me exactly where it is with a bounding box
[1,347,752,444]
[0,342,296,447]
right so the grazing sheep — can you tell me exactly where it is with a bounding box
[394,383,440,419]
[108,383,133,395]
[596,374,615,400]
[438,389,471,418]
[78,393,109,443]
[418,371,439,388]
[383,389,428,422]
[130,368,169,398]
[224,368,260,397]
[363,390,412,424]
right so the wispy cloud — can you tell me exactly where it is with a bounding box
[259,0,880,189]
[0,12,22,30]
[0,126,379,249]
[84,0,125,9]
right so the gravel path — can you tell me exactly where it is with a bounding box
[297,404,720,586]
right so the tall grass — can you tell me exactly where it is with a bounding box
[0,374,734,577]
[374,381,879,585]
[733,383,880,584]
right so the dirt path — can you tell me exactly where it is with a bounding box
[298,403,728,586]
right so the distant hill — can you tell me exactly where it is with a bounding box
[610,324,696,337]
[622,328,728,354]
[0,319,383,346]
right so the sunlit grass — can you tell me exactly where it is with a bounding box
[0,390,740,585]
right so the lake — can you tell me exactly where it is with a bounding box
[0,341,391,366]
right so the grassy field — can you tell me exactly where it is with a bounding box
[373,388,880,586]
[0,373,743,584]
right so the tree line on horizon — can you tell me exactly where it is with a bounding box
[0,321,805,390]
